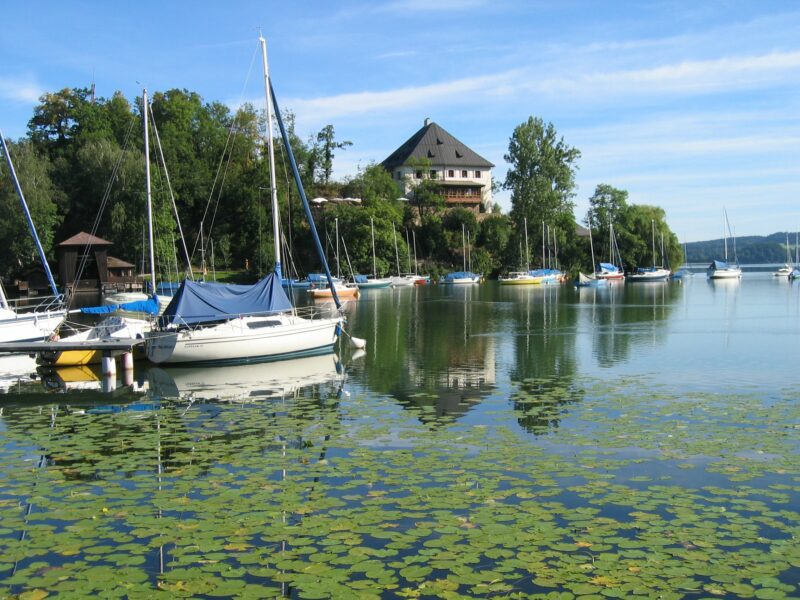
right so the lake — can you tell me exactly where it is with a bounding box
[1,274,798,598]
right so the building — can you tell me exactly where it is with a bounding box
[381,119,494,215]
[57,232,139,293]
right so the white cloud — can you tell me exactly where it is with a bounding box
[0,77,42,104]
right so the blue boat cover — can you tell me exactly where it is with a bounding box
[598,263,620,272]
[710,260,729,269]
[445,271,478,279]
[81,295,160,315]
[354,274,368,283]
[160,273,292,326]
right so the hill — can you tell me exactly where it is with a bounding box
[685,232,795,264]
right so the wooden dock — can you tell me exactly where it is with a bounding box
[0,338,146,355]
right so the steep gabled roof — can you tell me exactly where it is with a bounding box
[58,231,113,246]
[381,120,494,170]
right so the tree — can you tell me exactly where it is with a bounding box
[504,117,581,228]
[618,204,681,271]
[503,117,581,273]
[586,184,628,233]
[0,139,62,276]
[315,124,352,185]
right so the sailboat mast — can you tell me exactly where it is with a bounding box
[524,217,530,271]
[371,218,377,278]
[462,224,466,272]
[723,209,728,263]
[589,228,596,274]
[412,230,418,275]
[335,217,340,278]
[260,35,282,280]
[651,220,656,268]
[542,221,545,268]
[393,227,400,275]
[142,90,157,293]
[405,229,411,274]
[0,130,60,298]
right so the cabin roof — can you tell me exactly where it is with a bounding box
[107,256,135,268]
[58,231,113,246]
[381,120,494,170]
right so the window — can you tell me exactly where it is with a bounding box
[429,170,437,179]
[475,170,481,178]
[448,169,454,178]
[461,170,468,178]
[396,171,401,180]
[415,170,422,179]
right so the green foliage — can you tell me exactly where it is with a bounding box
[0,139,62,277]
[504,117,580,229]
[314,124,352,185]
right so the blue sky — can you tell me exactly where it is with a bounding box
[2,1,799,242]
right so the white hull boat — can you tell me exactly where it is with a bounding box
[146,312,341,365]
[0,307,65,344]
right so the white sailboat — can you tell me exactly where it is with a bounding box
[773,233,792,277]
[707,209,742,279]
[0,131,66,343]
[146,36,343,365]
[500,218,539,285]
[356,218,392,289]
[628,220,671,282]
[441,224,481,284]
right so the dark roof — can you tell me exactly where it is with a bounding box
[107,256,135,268]
[381,120,494,170]
[58,231,112,246]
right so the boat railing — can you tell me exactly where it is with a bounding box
[162,303,341,330]
[3,294,65,315]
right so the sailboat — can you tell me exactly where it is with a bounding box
[0,131,66,343]
[773,233,792,277]
[500,218,539,285]
[307,217,359,299]
[707,209,741,279]
[594,222,625,281]
[575,227,607,287]
[441,224,481,284]
[39,90,164,367]
[628,220,671,281]
[146,36,343,365]
[356,218,392,289]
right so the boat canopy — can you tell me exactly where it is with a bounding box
[598,263,620,272]
[445,271,477,279]
[354,274,368,283]
[160,274,292,326]
[709,260,730,269]
[81,295,160,316]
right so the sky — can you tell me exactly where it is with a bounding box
[2,0,799,242]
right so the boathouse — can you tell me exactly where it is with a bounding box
[56,232,139,293]
[381,118,494,215]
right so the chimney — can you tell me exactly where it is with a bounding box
[424,117,431,126]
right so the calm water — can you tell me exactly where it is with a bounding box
[1,274,798,598]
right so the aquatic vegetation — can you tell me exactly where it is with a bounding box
[0,375,798,598]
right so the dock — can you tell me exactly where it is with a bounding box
[0,338,147,381]
[0,338,145,354]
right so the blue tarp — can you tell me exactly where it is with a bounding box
[159,273,292,326]
[710,260,729,269]
[598,263,620,272]
[81,295,160,315]
[354,274,368,283]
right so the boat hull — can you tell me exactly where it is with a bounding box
[307,286,360,299]
[628,268,671,282]
[707,268,742,279]
[145,314,342,365]
[0,309,66,344]
[499,276,540,285]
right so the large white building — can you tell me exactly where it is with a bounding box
[381,118,494,215]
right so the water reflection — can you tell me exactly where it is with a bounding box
[580,281,681,368]
[146,354,343,403]
[348,284,497,424]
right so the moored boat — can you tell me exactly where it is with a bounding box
[499,271,540,285]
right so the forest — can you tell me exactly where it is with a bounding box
[0,87,686,285]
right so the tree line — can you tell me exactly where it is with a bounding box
[0,86,685,285]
